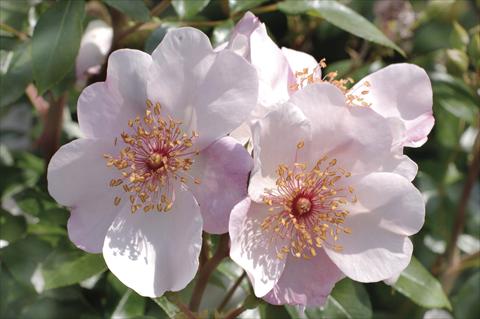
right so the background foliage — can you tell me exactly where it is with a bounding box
[0,0,479,318]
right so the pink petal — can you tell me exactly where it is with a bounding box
[352,63,434,148]
[324,172,424,282]
[281,47,319,91]
[103,187,203,297]
[148,28,258,150]
[47,138,121,253]
[190,136,253,234]
[248,103,311,202]
[229,198,288,297]
[289,83,394,174]
[264,250,344,307]
[78,49,152,139]
[76,20,113,80]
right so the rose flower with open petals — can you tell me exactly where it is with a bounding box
[229,83,426,307]
[48,28,258,297]
[223,12,434,153]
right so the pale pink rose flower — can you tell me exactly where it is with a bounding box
[76,20,113,81]
[229,83,425,307]
[225,12,434,151]
[48,28,258,297]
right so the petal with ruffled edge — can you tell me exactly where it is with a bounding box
[229,198,288,297]
[78,49,152,139]
[324,172,424,282]
[148,27,258,150]
[190,136,253,234]
[351,63,434,148]
[263,250,344,307]
[289,83,393,175]
[248,103,312,202]
[47,138,121,253]
[103,187,202,297]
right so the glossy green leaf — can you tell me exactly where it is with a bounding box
[228,0,269,13]
[278,0,405,56]
[449,21,469,50]
[392,257,452,310]
[212,19,234,46]
[112,289,146,318]
[452,271,480,319]
[32,0,84,94]
[0,41,32,108]
[172,0,210,19]
[104,0,150,22]
[0,208,26,243]
[42,251,106,290]
[153,294,181,318]
[286,279,372,319]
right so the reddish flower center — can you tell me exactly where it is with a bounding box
[293,196,312,216]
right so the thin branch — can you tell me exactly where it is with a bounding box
[189,234,230,312]
[0,22,29,41]
[170,296,199,319]
[217,271,246,312]
[445,132,480,263]
[224,305,247,319]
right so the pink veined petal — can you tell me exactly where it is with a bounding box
[248,103,312,203]
[78,49,152,139]
[190,136,253,234]
[47,138,122,253]
[148,27,258,150]
[288,83,393,175]
[324,172,424,282]
[352,63,434,148]
[229,198,288,297]
[103,187,203,297]
[263,249,344,307]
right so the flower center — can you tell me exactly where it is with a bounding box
[261,141,356,260]
[104,100,200,213]
[294,196,312,216]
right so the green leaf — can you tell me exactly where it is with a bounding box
[103,0,150,22]
[42,251,106,290]
[32,0,85,94]
[0,41,32,108]
[112,289,146,318]
[392,257,452,310]
[228,0,269,13]
[452,271,480,319]
[153,295,181,318]
[212,20,234,46]
[171,0,210,19]
[0,208,27,243]
[278,0,405,56]
[449,21,469,50]
[286,279,372,319]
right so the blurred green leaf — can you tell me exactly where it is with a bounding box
[468,32,480,68]
[452,271,480,319]
[278,0,405,56]
[32,0,85,94]
[153,294,181,318]
[0,41,32,108]
[42,250,106,290]
[172,0,210,19]
[228,0,269,13]
[104,0,150,22]
[260,303,291,319]
[0,208,26,243]
[13,187,58,217]
[212,19,234,46]
[449,21,469,50]
[286,279,372,319]
[112,289,146,318]
[392,256,452,310]
[446,49,469,75]
[0,235,51,286]
[0,0,30,36]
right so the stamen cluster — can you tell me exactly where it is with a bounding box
[104,100,200,213]
[261,142,356,260]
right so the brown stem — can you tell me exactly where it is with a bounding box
[445,132,480,263]
[199,232,211,267]
[189,233,230,311]
[36,92,67,164]
[217,271,246,312]
[169,296,199,319]
[0,22,28,41]
[224,305,247,319]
